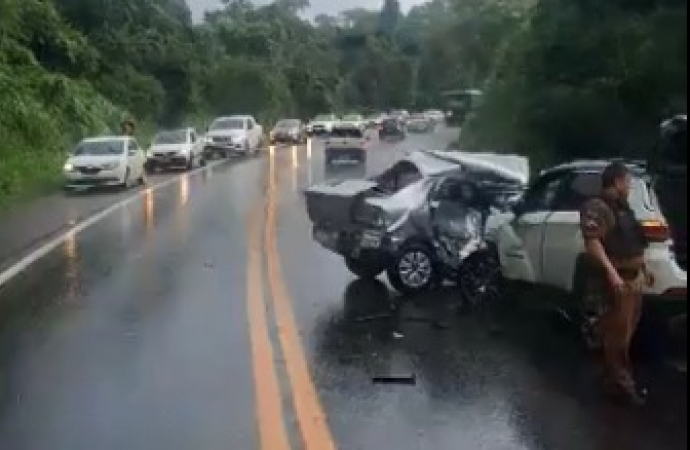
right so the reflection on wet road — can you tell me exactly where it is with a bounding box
[0,129,685,450]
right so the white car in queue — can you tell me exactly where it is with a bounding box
[64,136,146,190]
[146,127,204,172]
[203,115,263,159]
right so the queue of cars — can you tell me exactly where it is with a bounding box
[61,108,446,191]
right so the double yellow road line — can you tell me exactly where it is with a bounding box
[246,145,336,450]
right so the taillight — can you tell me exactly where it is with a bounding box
[640,219,670,242]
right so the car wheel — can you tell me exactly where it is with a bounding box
[344,256,385,279]
[243,141,250,156]
[457,248,501,309]
[571,262,606,350]
[387,243,437,295]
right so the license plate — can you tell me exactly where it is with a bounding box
[360,231,382,249]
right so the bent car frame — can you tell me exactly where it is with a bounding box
[305,150,528,294]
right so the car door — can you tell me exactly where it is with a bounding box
[497,172,567,284]
[541,171,601,292]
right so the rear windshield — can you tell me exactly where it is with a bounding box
[275,119,300,128]
[330,127,363,138]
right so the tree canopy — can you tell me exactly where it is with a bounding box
[0,0,686,202]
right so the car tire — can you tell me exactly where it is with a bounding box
[387,243,438,295]
[345,257,385,280]
[571,260,606,350]
[457,248,501,309]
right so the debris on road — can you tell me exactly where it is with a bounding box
[372,375,417,385]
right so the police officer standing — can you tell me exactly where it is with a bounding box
[580,162,654,405]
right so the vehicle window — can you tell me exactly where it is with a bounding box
[552,172,601,211]
[210,118,245,130]
[247,120,254,130]
[190,131,196,143]
[521,174,566,213]
[73,140,125,156]
[276,119,299,128]
[128,140,139,152]
[330,127,363,138]
[373,161,422,192]
[553,172,653,214]
[153,130,187,145]
[433,178,476,202]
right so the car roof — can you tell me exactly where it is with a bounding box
[542,159,647,177]
[213,116,249,121]
[81,136,129,143]
[156,127,194,133]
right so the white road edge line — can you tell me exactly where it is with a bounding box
[0,161,225,288]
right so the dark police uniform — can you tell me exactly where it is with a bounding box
[580,195,648,399]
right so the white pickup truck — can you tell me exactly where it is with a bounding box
[203,115,263,158]
[307,114,339,136]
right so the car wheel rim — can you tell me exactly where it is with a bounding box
[398,251,432,288]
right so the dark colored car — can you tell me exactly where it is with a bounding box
[651,114,687,270]
[270,119,306,145]
[378,118,406,141]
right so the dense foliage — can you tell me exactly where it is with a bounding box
[0,0,686,204]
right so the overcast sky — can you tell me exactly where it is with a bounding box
[188,0,424,21]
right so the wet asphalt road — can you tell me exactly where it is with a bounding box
[0,128,686,450]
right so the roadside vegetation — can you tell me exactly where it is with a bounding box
[0,0,686,206]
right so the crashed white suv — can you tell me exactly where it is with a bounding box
[493,160,687,316]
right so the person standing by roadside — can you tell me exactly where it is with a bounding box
[121,118,136,137]
[579,162,654,405]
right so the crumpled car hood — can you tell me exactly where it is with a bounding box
[365,178,432,214]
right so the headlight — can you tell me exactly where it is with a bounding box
[203,136,212,144]
[101,162,120,170]
[63,162,74,172]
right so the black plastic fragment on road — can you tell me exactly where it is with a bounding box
[372,375,417,385]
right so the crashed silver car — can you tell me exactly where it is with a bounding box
[305,151,529,294]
